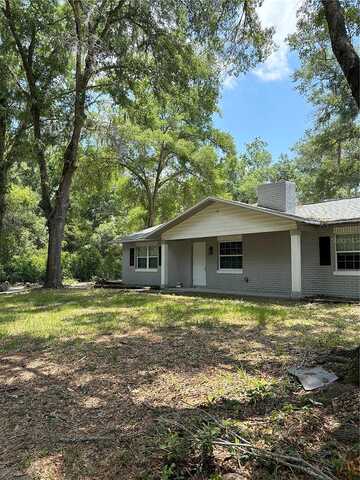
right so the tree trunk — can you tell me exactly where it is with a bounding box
[44,165,75,288]
[44,105,84,287]
[146,203,156,228]
[45,210,66,288]
[44,157,77,288]
[0,112,7,239]
[336,141,341,168]
[145,189,158,228]
[322,0,360,108]
[0,163,9,238]
[4,0,92,288]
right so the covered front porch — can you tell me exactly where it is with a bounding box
[160,230,302,298]
[162,287,296,300]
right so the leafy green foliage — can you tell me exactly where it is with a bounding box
[293,125,360,202]
[288,0,360,201]
[0,0,358,284]
[1,0,273,286]
[110,77,236,226]
[225,137,274,203]
[0,185,46,280]
[7,249,46,283]
[288,0,359,125]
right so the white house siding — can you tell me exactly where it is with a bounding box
[301,226,360,299]
[161,202,297,241]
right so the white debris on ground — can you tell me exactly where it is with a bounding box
[288,366,338,391]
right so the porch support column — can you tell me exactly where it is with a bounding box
[290,230,302,297]
[161,241,168,289]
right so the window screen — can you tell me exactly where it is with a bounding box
[336,234,360,271]
[148,246,158,269]
[135,245,159,270]
[136,246,148,269]
[218,241,243,270]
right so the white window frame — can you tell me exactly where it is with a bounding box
[334,233,360,276]
[217,238,243,274]
[135,245,158,272]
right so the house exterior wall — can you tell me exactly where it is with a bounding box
[122,225,360,299]
[161,202,296,240]
[205,232,292,297]
[122,242,161,286]
[122,232,292,296]
[167,240,193,287]
[301,225,360,299]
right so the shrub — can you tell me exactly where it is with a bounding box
[0,264,7,283]
[70,246,103,281]
[61,251,75,281]
[66,243,122,281]
[8,249,47,283]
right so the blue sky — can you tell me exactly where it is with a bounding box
[214,53,313,160]
[214,0,314,161]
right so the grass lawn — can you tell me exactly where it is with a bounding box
[0,288,358,479]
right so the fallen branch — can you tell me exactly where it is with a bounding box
[59,436,114,443]
[163,402,338,480]
[214,439,338,480]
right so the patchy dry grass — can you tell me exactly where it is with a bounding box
[0,288,358,479]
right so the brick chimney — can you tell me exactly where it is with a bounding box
[257,181,297,213]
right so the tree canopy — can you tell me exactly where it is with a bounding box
[0,0,273,286]
[0,0,358,285]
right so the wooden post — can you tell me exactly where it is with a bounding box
[290,230,302,297]
[161,241,168,288]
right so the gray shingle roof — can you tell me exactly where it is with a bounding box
[120,196,360,242]
[295,197,360,222]
[120,224,164,242]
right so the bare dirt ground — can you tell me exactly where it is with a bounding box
[0,289,358,479]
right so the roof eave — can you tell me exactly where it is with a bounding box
[120,237,159,243]
[120,197,326,243]
[120,215,359,242]
[323,218,360,225]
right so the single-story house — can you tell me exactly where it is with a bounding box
[120,181,360,299]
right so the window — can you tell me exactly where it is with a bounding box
[136,245,158,271]
[336,234,360,272]
[319,237,331,266]
[148,246,158,269]
[218,241,243,273]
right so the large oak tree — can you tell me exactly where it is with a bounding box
[289,0,359,385]
[322,0,359,108]
[1,0,272,288]
[288,0,359,202]
[110,76,236,227]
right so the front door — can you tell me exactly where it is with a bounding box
[193,242,206,287]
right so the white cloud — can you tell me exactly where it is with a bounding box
[254,0,302,81]
[222,73,238,90]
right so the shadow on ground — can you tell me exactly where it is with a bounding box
[0,290,358,479]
